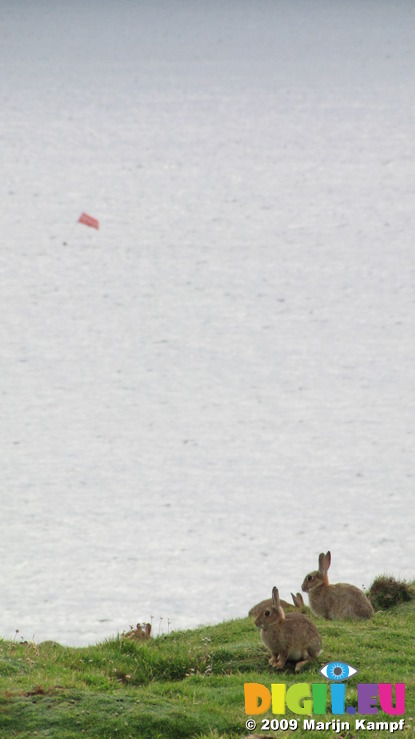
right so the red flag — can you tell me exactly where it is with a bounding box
[78,212,99,230]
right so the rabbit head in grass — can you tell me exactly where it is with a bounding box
[122,622,152,641]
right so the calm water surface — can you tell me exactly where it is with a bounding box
[1,0,414,644]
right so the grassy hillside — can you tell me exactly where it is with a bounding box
[0,596,414,738]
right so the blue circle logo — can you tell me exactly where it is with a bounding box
[320,661,358,681]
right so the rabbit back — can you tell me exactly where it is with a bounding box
[310,582,374,620]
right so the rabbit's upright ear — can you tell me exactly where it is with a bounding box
[325,551,331,570]
[292,592,304,607]
[291,592,298,606]
[318,552,327,574]
[272,587,280,609]
[291,593,300,607]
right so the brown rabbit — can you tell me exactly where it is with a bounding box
[122,622,152,641]
[249,591,307,619]
[301,551,374,620]
[254,586,322,672]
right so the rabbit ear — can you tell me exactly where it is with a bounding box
[318,552,327,574]
[291,592,302,608]
[272,587,280,609]
[296,592,305,606]
[325,551,331,570]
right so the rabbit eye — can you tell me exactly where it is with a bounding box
[264,610,271,617]
[307,575,312,581]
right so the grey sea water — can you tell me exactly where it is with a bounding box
[1,0,414,644]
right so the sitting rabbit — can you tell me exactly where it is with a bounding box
[301,551,374,620]
[254,586,322,672]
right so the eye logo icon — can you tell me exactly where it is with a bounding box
[320,661,358,681]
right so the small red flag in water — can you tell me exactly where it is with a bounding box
[78,212,99,230]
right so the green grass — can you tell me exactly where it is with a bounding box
[0,597,414,738]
